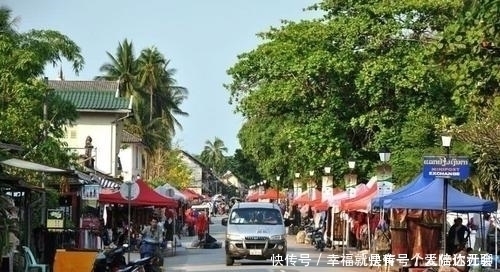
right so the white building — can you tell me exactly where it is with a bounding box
[50,80,133,178]
[118,130,145,182]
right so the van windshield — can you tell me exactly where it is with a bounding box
[229,208,283,225]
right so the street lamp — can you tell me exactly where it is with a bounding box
[276,175,281,202]
[442,135,452,255]
[378,147,392,180]
[324,166,332,190]
[379,146,391,163]
[344,159,356,257]
[348,158,356,170]
[308,171,315,200]
[293,173,301,201]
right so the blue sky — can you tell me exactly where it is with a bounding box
[5,0,321,155]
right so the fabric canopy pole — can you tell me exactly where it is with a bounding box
[343,212,349,256]
[367,212,371,251]
[496,211,498,270]
[330,210,335,250]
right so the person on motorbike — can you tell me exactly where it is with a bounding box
[140,217,163,269]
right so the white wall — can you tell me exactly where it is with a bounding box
[63,113,125,177]
[119,143,144,182]
[179,153,203,194]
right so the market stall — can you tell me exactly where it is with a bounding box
[53,179,178,272]
[371,173,497,260]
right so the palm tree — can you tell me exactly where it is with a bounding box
[126,98,172,154]
[156,61,189,136]
[137,47,165,121]
[0,6,19,35]
[125,98,172,179]
[95,39,138,98]
[200,137,228,174]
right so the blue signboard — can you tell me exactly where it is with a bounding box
[423,155,470,180]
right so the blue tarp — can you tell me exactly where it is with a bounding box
[371,173,434,209]
[383,179,497,212]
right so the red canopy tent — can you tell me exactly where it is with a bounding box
[340,183,378,212]
[99,179,178,208]
[181,188,203,201]
[246,192,258,202]
[293,189,322,205]
[312,188,344,211]
[257,188,285,200]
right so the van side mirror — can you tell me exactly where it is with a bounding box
[221,218,228,226]
[284,218,291,227]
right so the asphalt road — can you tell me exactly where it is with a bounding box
[163,216,371,272]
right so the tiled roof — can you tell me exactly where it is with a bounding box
[122,130,142,143]
[55,90,130,111]
[0,142,23,152]
[49,80,119,92]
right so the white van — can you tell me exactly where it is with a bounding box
[221,202,290,266]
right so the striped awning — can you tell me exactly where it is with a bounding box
[97,177,120,189]
[74,170,120,189]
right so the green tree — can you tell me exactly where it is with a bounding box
[222,149,262,186]
[95,39,138,98]
[155,62,189,136]
[148,148,192,189]
[97,40,189,183]
[226,0,463,185]
[137,47,165,121]
[432,0,500,199]
[0,6,83,170]
[200,137,228,175]
[0,6,84,253]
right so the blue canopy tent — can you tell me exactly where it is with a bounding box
[371,173,434,209]
[383,179,497,212]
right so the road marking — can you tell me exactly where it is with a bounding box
[317,253,322,266]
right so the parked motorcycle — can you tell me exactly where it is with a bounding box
[92,244,128,272]
[312,227,326,251]
[116,256,153,272]
[92,243,158,272]
[138,240,163,272]
[303,223,315,245]
[325,237,334,249]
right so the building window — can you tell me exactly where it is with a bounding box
[69,130,77,139]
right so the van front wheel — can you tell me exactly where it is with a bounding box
[226,255,234,266]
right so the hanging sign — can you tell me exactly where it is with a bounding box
[47,209,64,228]
[423,155,470,180]
[81,184,100,200]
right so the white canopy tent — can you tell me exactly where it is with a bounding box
[1,158,71,173]
[155,183,187,202]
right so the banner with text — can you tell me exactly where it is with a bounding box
[423,155,470,180]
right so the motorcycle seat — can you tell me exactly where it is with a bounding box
[117,267,135,272]
[129,256,152,266]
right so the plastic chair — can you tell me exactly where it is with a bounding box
[22,246,48,272]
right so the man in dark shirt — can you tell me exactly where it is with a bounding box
[446,218,470,255]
